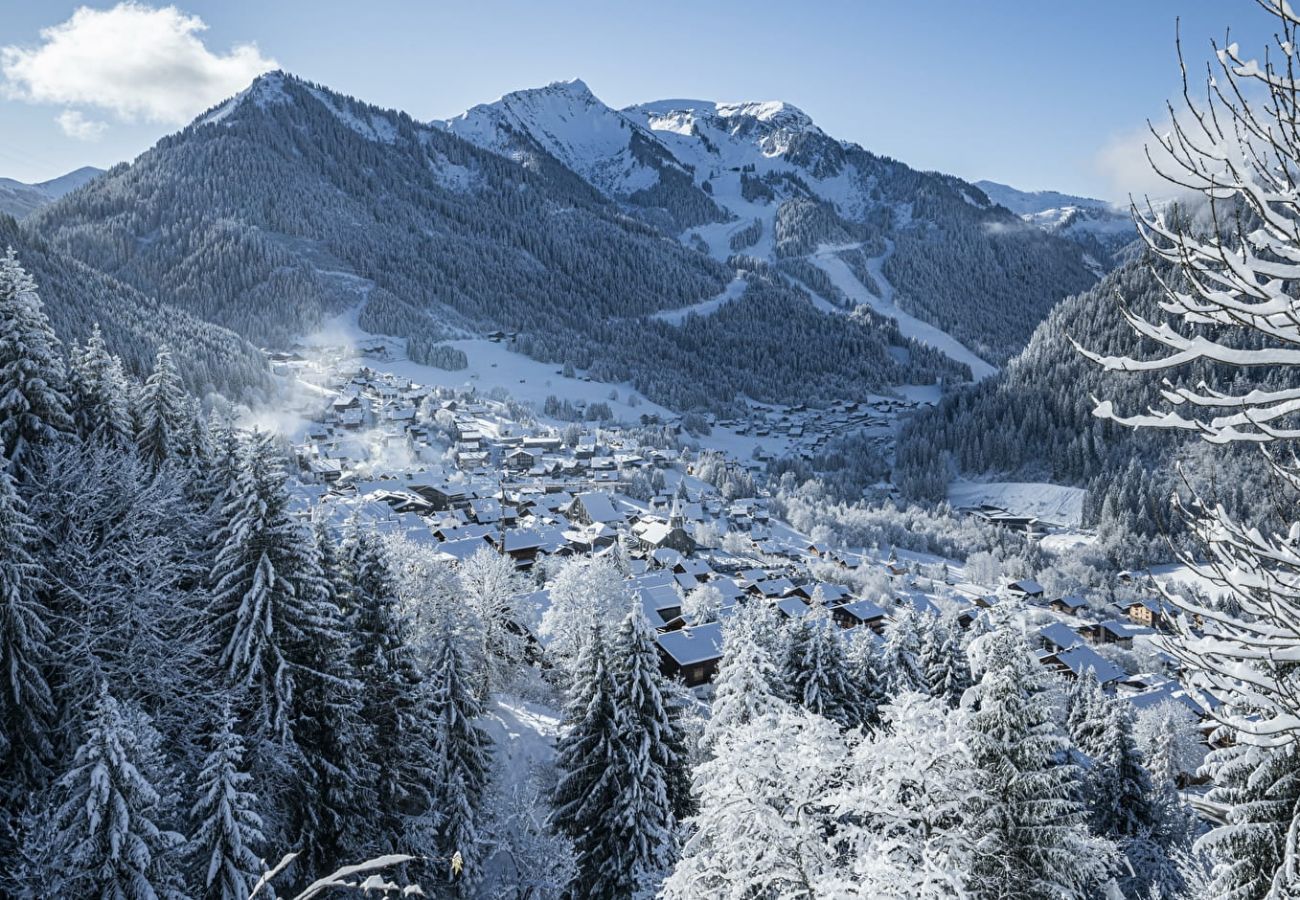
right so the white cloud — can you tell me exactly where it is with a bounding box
[1092,117,1201,205]
[56,109,108,141]
[2,2,277,127]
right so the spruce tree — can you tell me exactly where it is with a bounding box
[67,324,134,447]
[30,685,183,899]
[1086,698,1159,840]
[607,608,683,892]
[428,607,493,894]
[136,344,190,468]
[881,604,928,695]
[339,519,439,858]
[0,248,71,476]
[705,611,783,751]
[783,592,856,726]
[1065,669,1108,759]
[189,704,264,900]
[551,624,624,899]
[845,626,888,728]
[207,430,331,737]
[965,627,1116,899]
[0,462,54,786]
[924,610,972,707]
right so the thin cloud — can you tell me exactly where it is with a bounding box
[56,109,108,141]
[2,2,276,132]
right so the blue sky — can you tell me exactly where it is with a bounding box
[0,0,1279,200]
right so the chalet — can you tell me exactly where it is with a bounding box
[505,448,539,470]
[831,599,887,631]
[409,481,469,510]
[1127,598,1177,630]
[1005,579,1045,601]
[1038,622,1082,653]
[1050,595,1089,616]
[657,622,725,687]
[568,491,623,526]
[776,596,812,619]
[750,577,796,599]
[435,535,495,564]
[792,583,852,605]
[1042,645,1127,685]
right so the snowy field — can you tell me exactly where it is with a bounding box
[947,479,1086,528]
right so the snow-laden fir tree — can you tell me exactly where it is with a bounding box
[551,623,625,898]
[66,323,134,447]
[661,708,846,899]
[26,685,184,899]
[136,345,191,468]
[457,545,528,696]
[964,626,1116,899]
[829,691,976,897]
[283,517,376,883]
[606,608,685,893]
[207,430,332,738]
[845,626,888,729]
[0,461,54,789]
[0,248,70,477]
[427,605,493,894]
[923,610,972,707]
[783,589,857,726]
[704,607,784,752]
[1065,669,1108,759]
[188,703,264,900]
[1086,697,1159,840]
[338,518,439,859]
[881,604,928,695]
[1197,736,1300,898]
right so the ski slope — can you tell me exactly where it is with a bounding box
[808,241,998,381]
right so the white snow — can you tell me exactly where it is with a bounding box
[651,275,747,323]
[808,242,999,381]
[947,479,1087,528]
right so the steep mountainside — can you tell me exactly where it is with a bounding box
[30,72,964,412]
[0,214,268,398]
[444,82,1102,364]
[0,166,104,219]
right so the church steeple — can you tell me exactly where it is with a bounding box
[669,494,685,530]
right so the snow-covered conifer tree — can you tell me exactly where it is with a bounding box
[705,609,783,751]
[539,555,630,665]
[783,590,856,726]
[0,248,71,476]
[1065,669,1108,759]
[28,686,184,898]
[845,626,888,729]
[881,604,928,695]
[0,462,53,788]
[427,607,493,894]
[189,704,264,900]
[67,324,134,447]
[136,344,190,467]
[965,627,1116,898]
[923,610,972,707]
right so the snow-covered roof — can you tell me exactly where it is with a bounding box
[1051,645,1127,684]
[1039,622,1082,652]
[573,491,622,523]
[657,622,725,666]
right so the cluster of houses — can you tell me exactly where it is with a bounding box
[274,346,1215,773]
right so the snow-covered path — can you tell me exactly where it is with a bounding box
[650,275,747,323]
[809,241,998,382]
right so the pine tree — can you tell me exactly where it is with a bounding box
[29,685,183,899]
[189,704,264,900]
[0,248,71,475]
[1065,669,1108,759]
[1199,740,1300,899]
[67,324,134,447]
[339,519,439,859]
[428,608,493,894]
[1086,698,1159,840]
[924,610,972,707]
[551,624,624,899]
[783,592,856,726]
[845,626,888,728]
[0,462,54,786]
[207,430,331,737]
[606,608,684,892]
[881,604,928,695]
[705,611,783,751]
[965,627,1116,899]
[136,344,190,467]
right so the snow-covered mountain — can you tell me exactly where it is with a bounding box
[976,179,1135,271]
[0,166,104,219]
[441,81,1102,364]
[439,80,725,231]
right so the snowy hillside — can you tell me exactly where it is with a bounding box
[0,166,103,219]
